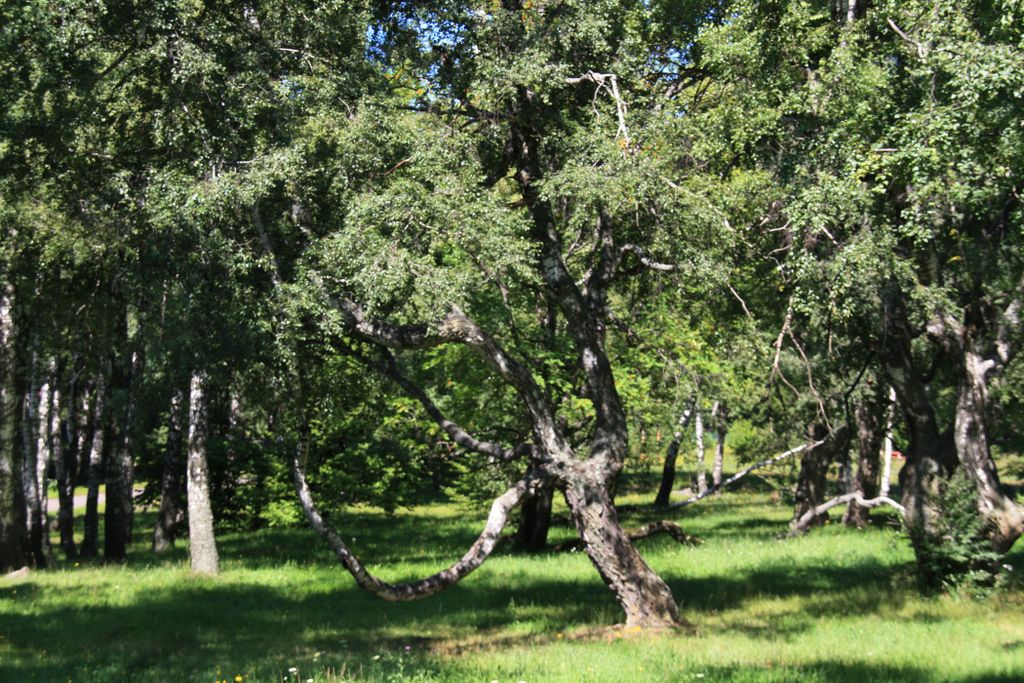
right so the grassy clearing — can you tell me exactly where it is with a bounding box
[4,482,1024,682]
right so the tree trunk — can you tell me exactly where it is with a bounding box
[186,370,219,574]
[0,279,26,571]
[79,377,106,559]
[843,384,887,528]
[564,467,684,629]
[104,346,141,563]
[153,384,186,552]
[953,346,1024,552]
[654,402,693,507]
[53,367,78,560]
[711,402,727,489]
[790,423,849,529]
[23,367,53,568]
[515,483,553,552]
[693,407,707,496]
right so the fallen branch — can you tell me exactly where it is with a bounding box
[666,440,826,510]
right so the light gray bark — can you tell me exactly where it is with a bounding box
[693,407,707,496]
[186,370,219,575]
[710,401,727,489]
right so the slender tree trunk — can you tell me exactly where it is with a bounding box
[654,401,693,507]
[693,407,707,496]
[186,370,218,574]
[515,483,553,552]
[104,345,142,563]
[53,365,77,560]
[79,377,106,559]
[711,402,727,490]
[844,384,887,528]
[153,384,186,552]
[0,279,26,570]
[25,366,53,568]
[790,423,849,529]
[565,467,684,629]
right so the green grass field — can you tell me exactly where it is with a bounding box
[4,479,1024,682]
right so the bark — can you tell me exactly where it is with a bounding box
[0,280,26,571]
[53,367,78,560]
[953,344,1024,552]
[79,377,106,559]
[515,483,553,552]
[564,466,686,629]
[711,402,727,489]
[654,401,693,508]
[693,407,707,496]
[21,358,52,569]
[153,384,186,552]
[843,384,888,528]
[790,422,850,531]
[790,491,905,536]
[186,370,219,574]
[104,345,142,563]
[552,520,701,551]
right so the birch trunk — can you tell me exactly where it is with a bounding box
[693,407,707,496]
[186,370,219,574]
[0,280,25,570]
[53,368,77,560]
[153,384,186,552]
[654,402,693,507]
[79,378,106,559]
[711,402,727,489]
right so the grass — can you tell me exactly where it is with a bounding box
[4,478,1024,682]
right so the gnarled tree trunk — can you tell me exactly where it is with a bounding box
[564,466,682,629]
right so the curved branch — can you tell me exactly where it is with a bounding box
[788,492,905,537]
[293,448,539,600]
[618,243,678,272]
[373,347,530,462]
[667,440,824,510]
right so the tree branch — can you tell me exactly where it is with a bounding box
[788,492,905,536]
[293,445,543,600]
[666,440,825,510]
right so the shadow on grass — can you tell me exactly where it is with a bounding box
[0,545,915,683]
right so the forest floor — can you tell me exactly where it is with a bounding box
[4,471,1024,682]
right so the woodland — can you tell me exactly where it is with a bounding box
[1,0,1024,681]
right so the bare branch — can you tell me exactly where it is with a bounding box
[619,243,678,272]
[566,71,631,151]
[788,492,905,536]
[666,440,825,510]
[887,17,927,59]
[372,347,530,463]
